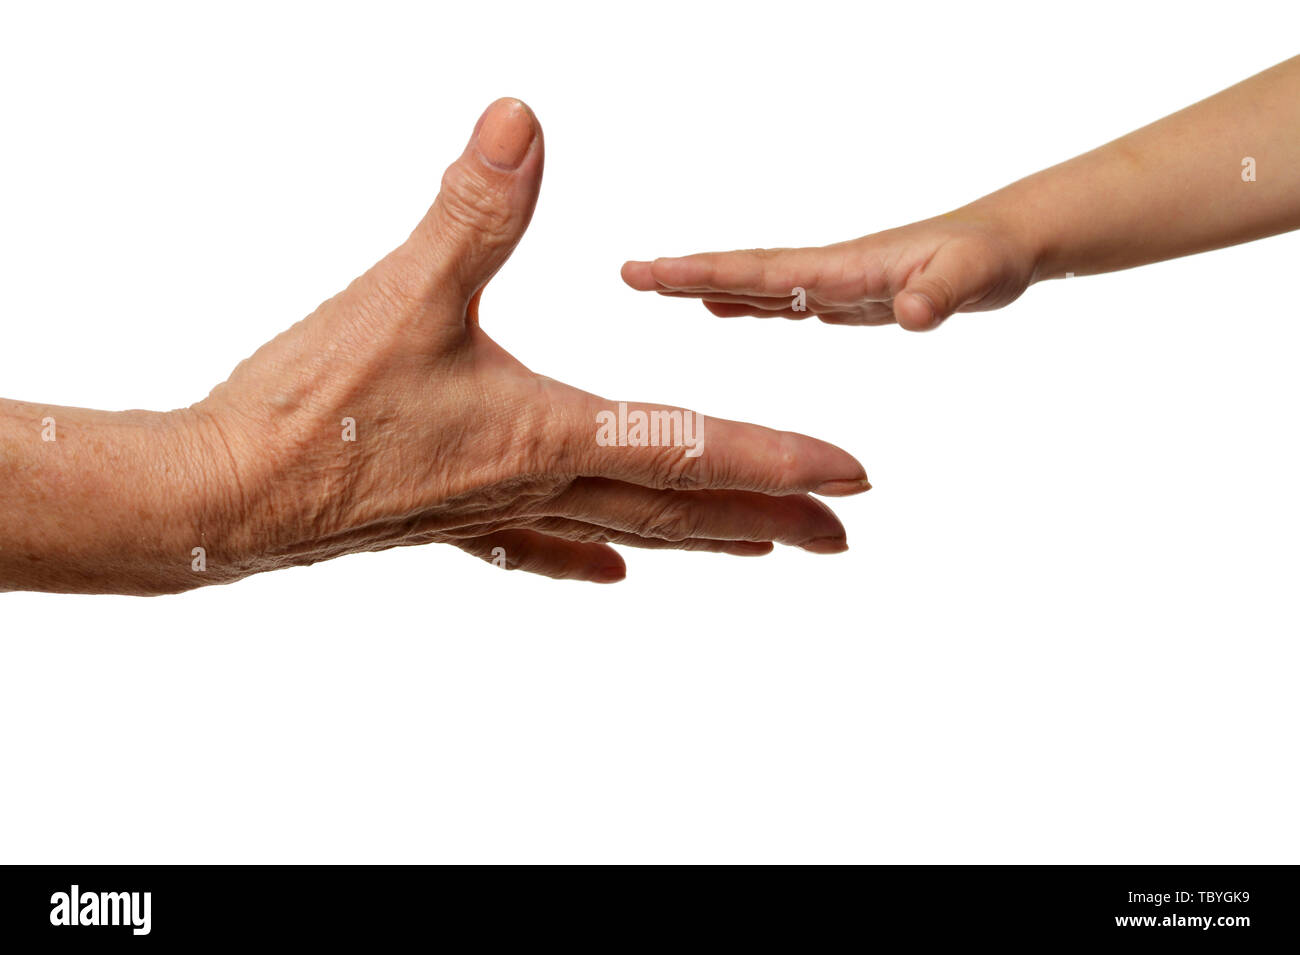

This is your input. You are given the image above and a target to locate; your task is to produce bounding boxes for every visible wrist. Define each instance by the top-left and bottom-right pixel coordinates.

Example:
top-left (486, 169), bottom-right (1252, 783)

top-left (164, 406), bottom-right (257, 589)
top-left (955, 179), bottom-right (1057, 285)
top-left (185, 379), bottom-right (367, 581)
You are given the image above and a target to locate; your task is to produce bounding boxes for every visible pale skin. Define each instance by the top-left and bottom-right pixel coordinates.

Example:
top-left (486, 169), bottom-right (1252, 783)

top-left (1, 100), bottom-right (870, 595)
top-left (11, 60), bottom-right (1296, 597)
top-left (623, 56), bottom-right (1300, 330)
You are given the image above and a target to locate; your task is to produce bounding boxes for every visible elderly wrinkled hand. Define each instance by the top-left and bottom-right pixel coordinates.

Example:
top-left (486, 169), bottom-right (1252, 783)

top-left (174, 99), bottom-right (870, 589)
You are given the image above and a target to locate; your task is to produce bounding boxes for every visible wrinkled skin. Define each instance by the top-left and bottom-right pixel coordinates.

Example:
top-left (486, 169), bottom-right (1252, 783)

top-left (189, 99), bottom-right (870, 586)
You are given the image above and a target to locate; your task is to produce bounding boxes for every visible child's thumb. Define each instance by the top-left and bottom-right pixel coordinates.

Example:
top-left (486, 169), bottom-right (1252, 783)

top-left (893, 243), bottom-right (988, 332)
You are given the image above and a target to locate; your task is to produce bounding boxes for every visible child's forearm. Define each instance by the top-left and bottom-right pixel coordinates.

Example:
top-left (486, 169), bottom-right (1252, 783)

top-left (971, 55), bottom-right (1300, 281)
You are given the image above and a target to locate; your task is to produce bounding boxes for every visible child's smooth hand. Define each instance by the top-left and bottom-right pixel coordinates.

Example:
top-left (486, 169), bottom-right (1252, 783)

top-left (622, 209), bottom-right (1040, 331)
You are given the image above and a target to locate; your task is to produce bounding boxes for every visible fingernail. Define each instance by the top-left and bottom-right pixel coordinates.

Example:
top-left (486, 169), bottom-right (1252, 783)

top-left (814, 478), bottom-right (872, 496)
top-left (593, 564), bottom-right (626, 583)
top-left (475, 98), bottom-right (535, 171)
top-left (802, 536), bottom-right (849, 555)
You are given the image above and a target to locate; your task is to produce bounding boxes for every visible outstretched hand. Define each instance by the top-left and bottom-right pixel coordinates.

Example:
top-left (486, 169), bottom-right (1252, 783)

top-left (190, 99), bottom-right (870, 587)
top-left (622, 210), bottom-right (1039, 331)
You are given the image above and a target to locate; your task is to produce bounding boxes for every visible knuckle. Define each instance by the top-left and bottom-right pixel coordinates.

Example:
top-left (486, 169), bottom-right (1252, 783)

top-left (658, 447), bottom-right (706, 490)
top-left (642, 500), bottom-right (694, 541)
top-left (438, 164), bottom-right (514, 240)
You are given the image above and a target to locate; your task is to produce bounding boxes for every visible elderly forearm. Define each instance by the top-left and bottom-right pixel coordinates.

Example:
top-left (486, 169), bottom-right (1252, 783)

top-left (0, 400), bottom-right (231, 595)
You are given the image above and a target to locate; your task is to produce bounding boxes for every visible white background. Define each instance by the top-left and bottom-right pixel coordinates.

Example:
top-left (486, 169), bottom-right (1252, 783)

top-left (1, 1), bottom-right (1297, 863)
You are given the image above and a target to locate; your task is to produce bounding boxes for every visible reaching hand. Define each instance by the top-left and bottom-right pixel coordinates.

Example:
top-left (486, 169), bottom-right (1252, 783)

top-left (622, 210), bottom-right (1039, 331)
top-left (188, 99), bottom-right (870, 587)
